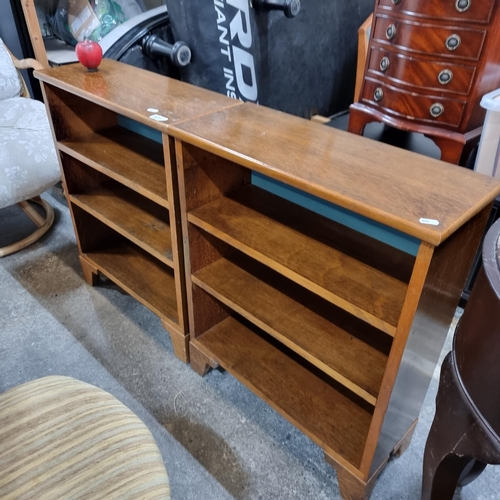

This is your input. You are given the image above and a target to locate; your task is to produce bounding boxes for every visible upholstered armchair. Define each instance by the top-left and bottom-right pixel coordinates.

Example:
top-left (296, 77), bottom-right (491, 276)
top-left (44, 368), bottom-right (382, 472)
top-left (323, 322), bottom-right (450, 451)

top-left (0, 38), bottom-right (60, 257)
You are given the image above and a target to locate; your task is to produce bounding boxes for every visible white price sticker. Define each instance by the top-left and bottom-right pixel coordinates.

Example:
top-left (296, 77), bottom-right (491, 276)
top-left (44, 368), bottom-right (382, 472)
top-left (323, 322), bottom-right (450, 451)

top-left (149, 114), bottom-right (168, 122)
top-left (419, 218), bottom-right (440, 226)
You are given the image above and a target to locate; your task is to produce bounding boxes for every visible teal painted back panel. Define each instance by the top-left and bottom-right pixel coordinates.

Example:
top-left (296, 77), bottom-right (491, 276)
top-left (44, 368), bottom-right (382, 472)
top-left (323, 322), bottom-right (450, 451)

top-left (118, 115), bottom-right (163, 144)
top-left (252, 173), bottom-right (419, 256)
top-left (118, 116), bottom-right (420, 256)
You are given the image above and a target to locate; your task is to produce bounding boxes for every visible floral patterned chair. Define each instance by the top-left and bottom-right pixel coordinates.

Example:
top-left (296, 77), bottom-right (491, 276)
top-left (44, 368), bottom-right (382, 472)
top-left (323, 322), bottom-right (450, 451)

top-left (0, 38), bottom-right (60, 257)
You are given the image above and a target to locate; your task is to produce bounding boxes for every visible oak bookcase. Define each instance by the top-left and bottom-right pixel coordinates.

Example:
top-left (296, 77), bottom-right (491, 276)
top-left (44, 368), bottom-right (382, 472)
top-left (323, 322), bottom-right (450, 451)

top-left (35, 60), bottom-right (500, 500)
top-left (34, 60), bottom-right (239, 363)
top-left (169, 102), bottom-right (500, 499)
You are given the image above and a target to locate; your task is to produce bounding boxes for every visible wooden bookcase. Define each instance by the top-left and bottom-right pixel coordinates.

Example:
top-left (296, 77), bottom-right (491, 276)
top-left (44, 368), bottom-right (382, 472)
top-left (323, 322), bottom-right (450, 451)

top-left (34, 59), bottom-right (240, 362)
top-left (34, 59), bottom-right (500, 500)
top-left (169, 102), bottom-right (500, 500)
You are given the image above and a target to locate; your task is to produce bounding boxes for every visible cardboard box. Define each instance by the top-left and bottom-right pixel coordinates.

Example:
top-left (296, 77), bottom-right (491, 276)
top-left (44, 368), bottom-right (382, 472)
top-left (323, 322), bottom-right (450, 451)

top-left (68, 0), bottom-right (100, 41)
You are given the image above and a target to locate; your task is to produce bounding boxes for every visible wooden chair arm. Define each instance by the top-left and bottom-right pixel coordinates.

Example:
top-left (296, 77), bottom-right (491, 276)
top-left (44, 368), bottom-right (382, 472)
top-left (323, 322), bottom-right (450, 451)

top-left (12, 56), bottom-right (44, 71)
top-left (4, 44), bottom-right (44, 71)
top-left (3, 44), bottom-right (42, 98)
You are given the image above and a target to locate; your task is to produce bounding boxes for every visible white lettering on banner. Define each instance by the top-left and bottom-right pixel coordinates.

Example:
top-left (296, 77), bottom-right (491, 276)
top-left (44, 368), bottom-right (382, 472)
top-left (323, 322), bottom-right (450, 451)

top-left (215, 4), bottom-right (226, 24)
top-left (227, 0), bottom-right (252, 49)
top-left (218, 24), bottom-right (229, 45)
top-left (224, 68), bottom-right (236, 92)
top-left (233, 46), bottom-right (258, 101)
top-left (221, 46), bottom-right (232, 62)
top-left (215, 5), bottom-right (229, 46)
top-left (213, 0), bottom-right (258, 102)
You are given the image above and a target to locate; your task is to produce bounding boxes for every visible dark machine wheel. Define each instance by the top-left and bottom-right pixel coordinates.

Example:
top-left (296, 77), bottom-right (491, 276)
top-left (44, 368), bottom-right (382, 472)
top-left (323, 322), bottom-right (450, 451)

top-left (103, 8), bottom-right (189, 78)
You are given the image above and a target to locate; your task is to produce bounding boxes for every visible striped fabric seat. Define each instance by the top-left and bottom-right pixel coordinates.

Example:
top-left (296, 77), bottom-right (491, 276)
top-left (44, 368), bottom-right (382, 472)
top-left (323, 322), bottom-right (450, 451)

top-left (0, 376), bottom-right (170, 500)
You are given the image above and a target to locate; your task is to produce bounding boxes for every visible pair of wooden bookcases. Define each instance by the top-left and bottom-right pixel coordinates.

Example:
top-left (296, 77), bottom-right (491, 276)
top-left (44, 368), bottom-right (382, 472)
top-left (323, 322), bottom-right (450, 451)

top-left (35, 60), bottom-right (500, 500)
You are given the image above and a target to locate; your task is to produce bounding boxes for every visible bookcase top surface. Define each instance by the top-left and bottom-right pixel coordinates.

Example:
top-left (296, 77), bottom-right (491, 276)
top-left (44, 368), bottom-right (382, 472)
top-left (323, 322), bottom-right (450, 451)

top-left (34, 59), bottom-right (240, 130)
top-left (171, 102), bottom-right (500, 245)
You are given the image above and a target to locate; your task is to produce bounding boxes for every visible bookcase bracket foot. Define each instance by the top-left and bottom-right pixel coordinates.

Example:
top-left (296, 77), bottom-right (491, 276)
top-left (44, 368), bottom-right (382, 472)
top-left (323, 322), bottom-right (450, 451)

top-left (79, 256), bottom-right (99, 286)
top-left (189, 341), bottom-right (219, 376)
top-left (162, 320), bottom-right (190, 363)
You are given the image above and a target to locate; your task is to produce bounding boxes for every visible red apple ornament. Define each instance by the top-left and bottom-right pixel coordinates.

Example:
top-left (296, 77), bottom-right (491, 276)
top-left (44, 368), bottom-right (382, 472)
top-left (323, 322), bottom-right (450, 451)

top-left (75, 40), bottom-right (103, 72)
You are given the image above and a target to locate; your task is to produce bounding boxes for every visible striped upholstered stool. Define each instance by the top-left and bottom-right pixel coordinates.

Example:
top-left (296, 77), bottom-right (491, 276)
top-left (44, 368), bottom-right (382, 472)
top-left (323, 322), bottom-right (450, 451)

top-left (0, 376), bottom-right (170, 499)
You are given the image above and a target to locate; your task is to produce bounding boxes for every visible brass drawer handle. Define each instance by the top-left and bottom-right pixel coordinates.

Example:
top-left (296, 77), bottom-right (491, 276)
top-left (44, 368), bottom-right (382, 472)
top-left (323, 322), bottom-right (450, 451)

top-left (386, 24), bottom-right (397, 40)
top-left (380, 56), bottom-right (390, 72)
top-left (455, 0), bottom-right (471, 12)
top-left (438, 69), bottom-right (453, 85)
top-left (430, 103), bottom-right (444, 118)
top-left (445, 34), bottom-right (461, 51)
top-left (374, 87), bottom-right (384, 102)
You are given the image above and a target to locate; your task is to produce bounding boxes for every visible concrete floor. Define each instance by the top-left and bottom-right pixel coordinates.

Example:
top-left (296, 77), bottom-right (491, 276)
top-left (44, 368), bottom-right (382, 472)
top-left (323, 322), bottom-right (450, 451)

top-left (1, 191), bottom-right (499, 500)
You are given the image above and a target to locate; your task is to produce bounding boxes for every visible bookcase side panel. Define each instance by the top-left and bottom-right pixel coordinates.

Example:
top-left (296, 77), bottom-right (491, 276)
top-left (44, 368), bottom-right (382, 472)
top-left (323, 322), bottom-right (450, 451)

top-left (164, 135), bottom-right (188, 336)
top-left (366, 203), bottom-right (492, 476)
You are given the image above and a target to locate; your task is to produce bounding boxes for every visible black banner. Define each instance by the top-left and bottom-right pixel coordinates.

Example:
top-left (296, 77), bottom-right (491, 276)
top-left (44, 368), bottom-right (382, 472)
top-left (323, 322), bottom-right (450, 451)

top-left (165, 0), bottom-right (375, 118)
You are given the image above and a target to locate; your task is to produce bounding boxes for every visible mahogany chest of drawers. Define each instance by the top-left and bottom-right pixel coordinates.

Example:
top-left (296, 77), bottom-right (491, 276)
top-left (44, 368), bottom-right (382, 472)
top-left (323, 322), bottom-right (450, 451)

top-left (349, 0), bottom-right (500, 165)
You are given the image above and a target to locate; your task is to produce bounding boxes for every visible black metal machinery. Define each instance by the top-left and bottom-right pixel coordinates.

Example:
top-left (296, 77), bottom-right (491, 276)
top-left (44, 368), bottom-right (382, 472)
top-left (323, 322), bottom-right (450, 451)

top-left (102, 7), bottom-right (191, 79)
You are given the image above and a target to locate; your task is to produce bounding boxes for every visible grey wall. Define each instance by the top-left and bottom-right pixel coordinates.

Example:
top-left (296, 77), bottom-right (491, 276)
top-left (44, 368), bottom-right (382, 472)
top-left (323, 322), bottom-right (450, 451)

top-left (0, 1), bottom-right (36, 97)
top-left (0, 1), bottom-right (24, 58)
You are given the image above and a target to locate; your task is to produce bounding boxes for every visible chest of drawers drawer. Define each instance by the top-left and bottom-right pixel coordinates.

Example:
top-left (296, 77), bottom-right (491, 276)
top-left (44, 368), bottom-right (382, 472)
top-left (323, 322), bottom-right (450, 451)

top-left (367, 47), bottom-right (476, 95)
top-left (377, 0), bottom-right (495, 23)
top-left (372, 15), bottom-right (487, 60)
top-left (362, 78), bottom-right (466, 127)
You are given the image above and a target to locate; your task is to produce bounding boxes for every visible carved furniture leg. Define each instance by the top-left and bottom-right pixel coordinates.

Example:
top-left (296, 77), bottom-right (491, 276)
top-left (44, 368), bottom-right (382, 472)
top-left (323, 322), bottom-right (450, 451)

top-left (422, 352), bottom-right (500, 500)
top-left (189, 341), bottom-right (218, 376)
top-left (458, 459), bottom-right (488, 487)
top-left (347, 106), bottom-right (372, 136)
top-left (425, 135), bottom-right (464, 165)
top-left (162, 320), bottom-right (189, 363)
top-left (79, 256), bottom-right (99, 286)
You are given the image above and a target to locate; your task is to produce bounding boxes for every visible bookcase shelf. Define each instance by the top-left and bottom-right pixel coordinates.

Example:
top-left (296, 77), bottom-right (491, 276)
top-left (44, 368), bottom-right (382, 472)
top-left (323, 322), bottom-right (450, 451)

top-left (85, 235), bottom-right (179, 326)
top-left (69, 186), bottom-right (173, 267)
top-left (192, 315), bottom-right (373, 468)
top-left (193, 253), bottom-right (388, 405)
top-left (188, 184), bottom-right (409, 336)
top-left (59, 126), bottom-right (169, 208)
